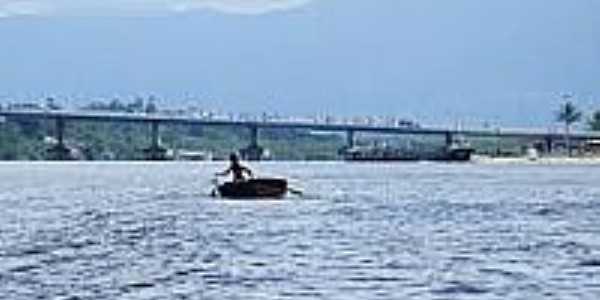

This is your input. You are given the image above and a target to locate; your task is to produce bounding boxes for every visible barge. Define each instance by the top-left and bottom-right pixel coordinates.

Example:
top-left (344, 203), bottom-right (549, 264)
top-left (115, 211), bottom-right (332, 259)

top-left (340, 142), bottom-right (474, 162)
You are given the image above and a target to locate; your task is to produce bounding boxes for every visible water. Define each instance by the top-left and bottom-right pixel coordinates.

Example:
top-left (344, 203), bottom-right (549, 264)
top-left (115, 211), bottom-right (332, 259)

top-left (1, 162), bottom-right (600, 300)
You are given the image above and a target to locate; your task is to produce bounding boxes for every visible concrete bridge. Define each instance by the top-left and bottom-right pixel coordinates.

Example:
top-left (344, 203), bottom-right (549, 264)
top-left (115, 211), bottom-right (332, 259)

top-left (2, 110), bottom-right (600, 160)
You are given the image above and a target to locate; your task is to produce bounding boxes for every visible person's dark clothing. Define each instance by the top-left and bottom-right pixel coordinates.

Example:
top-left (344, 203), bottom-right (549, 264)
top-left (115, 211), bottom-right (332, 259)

top-left (217, 160), bottom-right (253, 182)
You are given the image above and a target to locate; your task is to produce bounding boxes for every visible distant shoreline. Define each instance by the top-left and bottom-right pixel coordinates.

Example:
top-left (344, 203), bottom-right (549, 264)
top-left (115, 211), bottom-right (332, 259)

top-left (1, 157), bottom-right (600, 165)
top-left (472, 155), bottom-right (600, 165)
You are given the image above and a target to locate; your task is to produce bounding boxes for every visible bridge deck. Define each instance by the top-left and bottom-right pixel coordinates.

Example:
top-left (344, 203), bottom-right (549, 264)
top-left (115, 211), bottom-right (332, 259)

top-left (2, 110), bottom-right (600, 140)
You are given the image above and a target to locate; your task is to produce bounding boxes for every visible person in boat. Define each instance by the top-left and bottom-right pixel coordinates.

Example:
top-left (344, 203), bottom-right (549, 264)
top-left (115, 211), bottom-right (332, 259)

top-left (215, 153), bottom-right (254, 183)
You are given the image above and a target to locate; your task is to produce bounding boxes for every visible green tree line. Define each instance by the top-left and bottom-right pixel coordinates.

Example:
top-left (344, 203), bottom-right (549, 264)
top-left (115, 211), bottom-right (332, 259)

top-left (0, 119), bottom-right (344, 161)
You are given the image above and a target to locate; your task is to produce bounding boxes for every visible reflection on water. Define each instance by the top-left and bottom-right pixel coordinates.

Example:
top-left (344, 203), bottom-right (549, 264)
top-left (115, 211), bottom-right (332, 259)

top-left (1, 162), bottom-right (600, 299)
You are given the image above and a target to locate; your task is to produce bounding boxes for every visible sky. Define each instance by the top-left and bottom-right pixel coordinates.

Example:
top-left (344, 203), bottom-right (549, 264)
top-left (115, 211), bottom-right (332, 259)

top-left (1, 0), bottom-right (599, 126)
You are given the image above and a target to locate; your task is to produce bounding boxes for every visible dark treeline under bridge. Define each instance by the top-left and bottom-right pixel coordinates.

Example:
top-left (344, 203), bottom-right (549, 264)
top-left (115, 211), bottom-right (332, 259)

top-left (1, 110), bottom-right (600, 160)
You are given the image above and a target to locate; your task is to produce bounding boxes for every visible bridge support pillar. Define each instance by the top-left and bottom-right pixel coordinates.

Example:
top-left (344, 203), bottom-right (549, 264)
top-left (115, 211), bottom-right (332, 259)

top-left (347, 130), bottom-right (355, 148)
top-left (337, 130), bottom-right (357, 158)
top-left (240, 126), bottom-right (264, 161)
top-left (545, 136), bottom-right (553, 155)
top-left (47, 118), bottom-right (70, 160)
top-left (143, 121), bottom-right (167, 160)
top-left (445, 132), bottom-right (454, 148)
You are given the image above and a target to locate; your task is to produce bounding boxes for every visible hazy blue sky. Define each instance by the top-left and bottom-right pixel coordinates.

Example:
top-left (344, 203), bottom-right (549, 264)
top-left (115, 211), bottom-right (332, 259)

top-left (1, 0), bottom-right (599, 126)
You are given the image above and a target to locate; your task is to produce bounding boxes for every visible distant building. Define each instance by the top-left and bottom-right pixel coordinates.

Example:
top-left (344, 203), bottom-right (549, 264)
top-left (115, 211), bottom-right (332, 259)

top-left (169, 149), bottom-right (214, 161)
top-left (42, 136), bottom-right (87, 160)
top-left (584, 140), bottom-right (600, 156)
top-left (397, 119), bottom-right (420, 128)
top-left (45, 97), bottom-right (62, 110)
top-left (8, 102), bottom-right (43, 111)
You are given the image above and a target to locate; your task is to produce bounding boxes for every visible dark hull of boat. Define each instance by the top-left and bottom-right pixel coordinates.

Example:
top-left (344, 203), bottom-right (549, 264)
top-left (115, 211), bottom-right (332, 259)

top-left (218, 179), bottom-right (288, 199)
top-left (343, 148), bottom-right (474, 162)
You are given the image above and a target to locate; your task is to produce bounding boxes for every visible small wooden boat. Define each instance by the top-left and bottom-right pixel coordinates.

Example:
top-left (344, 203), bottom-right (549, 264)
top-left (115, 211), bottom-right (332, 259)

top-left (216, 178), bottom-right (288, 199)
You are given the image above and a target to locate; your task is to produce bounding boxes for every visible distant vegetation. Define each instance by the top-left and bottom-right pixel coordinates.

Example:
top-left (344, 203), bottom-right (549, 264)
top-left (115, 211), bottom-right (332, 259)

top-left (556, 99), bottom-right (583, 156)
top-left (0, 120), bottom-right (345, 161)
top-left (2, 96), bottom-right (600, 161)
top-left (0, 97), bottom-right (347, 161)
top-left (552, 98), bottom-right (600, 132)
top-left (0, 122), bottom-right (45, 160)
top-left (589, 110), bottom-right (600, 131)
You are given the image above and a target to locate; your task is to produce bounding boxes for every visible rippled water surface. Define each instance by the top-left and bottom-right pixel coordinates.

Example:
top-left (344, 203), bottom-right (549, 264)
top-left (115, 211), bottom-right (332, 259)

top-left (1, 162), bottom-right (600, 299)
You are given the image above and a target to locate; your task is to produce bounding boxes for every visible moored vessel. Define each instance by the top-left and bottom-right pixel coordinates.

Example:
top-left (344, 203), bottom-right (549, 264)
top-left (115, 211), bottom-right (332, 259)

top-left (341, 142), bottom-right (474, 162)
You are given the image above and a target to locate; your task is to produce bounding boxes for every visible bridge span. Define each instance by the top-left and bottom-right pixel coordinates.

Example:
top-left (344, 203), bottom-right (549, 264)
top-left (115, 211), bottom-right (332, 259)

top-left (2, 110), bottom-right (600, 160)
